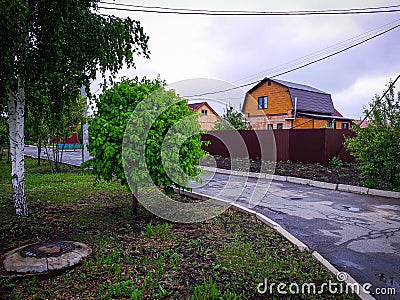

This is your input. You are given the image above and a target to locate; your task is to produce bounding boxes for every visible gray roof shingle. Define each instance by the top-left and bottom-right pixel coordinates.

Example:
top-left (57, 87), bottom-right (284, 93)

top-left (288, 88), bottom-right (335, 115)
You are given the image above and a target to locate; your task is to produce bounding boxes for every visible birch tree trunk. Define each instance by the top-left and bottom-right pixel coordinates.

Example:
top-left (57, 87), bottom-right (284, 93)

top-left (7, 87), bottom-right (28, 216)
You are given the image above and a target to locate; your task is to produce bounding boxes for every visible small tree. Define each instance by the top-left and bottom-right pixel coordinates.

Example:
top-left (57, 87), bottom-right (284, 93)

top-left (0, 0), bottom-right (149, 216)
top-left (345, 80), bottom-right (400, 190)
top-left (87, 77), bottom-right (206, 213)
top-left (213, 106), bottom-right (249, 130)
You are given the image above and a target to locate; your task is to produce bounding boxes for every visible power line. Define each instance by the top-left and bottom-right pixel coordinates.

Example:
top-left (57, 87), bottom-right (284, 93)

top-left (182, 22), bottom-right (400, 98)
top-left (332, 73), bottom-right (400, 157)
top-left (98, 2), bottom-right (400, 16)
top-left (229, 19), bottom-right (400, 86)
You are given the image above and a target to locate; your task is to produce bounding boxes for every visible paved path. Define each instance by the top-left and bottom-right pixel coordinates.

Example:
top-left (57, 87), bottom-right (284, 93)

top-left (24, 145), bottom-right (92, 166)
top-left (24, 146), bottom-right (399, 299)
top-left (193, 172), bottom-right (400, 299)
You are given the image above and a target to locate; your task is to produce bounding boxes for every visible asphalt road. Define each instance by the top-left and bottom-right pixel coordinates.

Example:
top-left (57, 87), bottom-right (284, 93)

top-left (23, 145), bottom-right (400, 299)
top-left (24, 145), bottom-right (92, 166)
top-left (193, 172), bottom-right (400, 300)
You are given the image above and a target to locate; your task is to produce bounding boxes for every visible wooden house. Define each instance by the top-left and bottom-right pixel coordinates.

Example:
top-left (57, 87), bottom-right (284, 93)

top-left (242, 78), bottom-right (352, 130)
top-left (188, 102), bottom-right (220, 131)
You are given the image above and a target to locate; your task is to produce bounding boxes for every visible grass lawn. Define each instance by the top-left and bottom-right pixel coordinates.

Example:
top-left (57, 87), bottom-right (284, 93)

top-left (0, 156), bottom-right (356, 299)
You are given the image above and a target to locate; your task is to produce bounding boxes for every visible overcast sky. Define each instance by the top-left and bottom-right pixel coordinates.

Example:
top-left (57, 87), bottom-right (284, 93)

top-left (95, 0), bottom-right (400, 119)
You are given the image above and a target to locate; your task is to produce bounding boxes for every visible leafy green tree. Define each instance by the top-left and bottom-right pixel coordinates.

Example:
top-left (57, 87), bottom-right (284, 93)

top-left (0, 0), bottom-right (149, 216)
top-left (26, 93), bottom-right (85, 170)
top-left (213, 106), bottom-right (249, 130)
top-left (346, 80), bottom-right (400, 191)
top-left (87, 77), bottom-right (206, 214)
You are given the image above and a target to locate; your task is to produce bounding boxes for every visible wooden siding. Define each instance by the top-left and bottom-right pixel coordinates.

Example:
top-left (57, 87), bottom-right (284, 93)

top-left (244, 81), bottom-right (293, 116)
top-left (195, 103), bottom-right (220, 131)
top-left (293, 118), bottom-right (313, 129)
top-left (243, 80), bottom-right (351, 130)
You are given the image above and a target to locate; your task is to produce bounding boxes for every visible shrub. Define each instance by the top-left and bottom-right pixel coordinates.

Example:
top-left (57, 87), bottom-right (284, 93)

top-left (345, 80), bottom-right (400, 190)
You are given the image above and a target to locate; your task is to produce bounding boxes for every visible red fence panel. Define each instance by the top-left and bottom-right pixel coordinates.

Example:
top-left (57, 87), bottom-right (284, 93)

top-left (201, 129), bottom-right (355, 166)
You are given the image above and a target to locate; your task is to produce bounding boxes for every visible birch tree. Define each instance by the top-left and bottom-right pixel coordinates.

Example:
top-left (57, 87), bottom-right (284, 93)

top-left (0, 0), bottom-right (149, 216)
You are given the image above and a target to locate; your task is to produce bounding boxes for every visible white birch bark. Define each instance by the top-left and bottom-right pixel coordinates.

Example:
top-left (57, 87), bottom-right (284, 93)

top-left (7, 86), bottom-right (28, 216)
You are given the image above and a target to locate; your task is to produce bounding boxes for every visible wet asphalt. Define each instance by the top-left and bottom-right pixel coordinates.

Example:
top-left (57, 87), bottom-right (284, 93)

top-left (192, 172), bottom-right (400, 300)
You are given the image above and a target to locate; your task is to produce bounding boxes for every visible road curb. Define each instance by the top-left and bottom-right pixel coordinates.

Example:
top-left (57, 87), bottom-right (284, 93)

top-left (312, 251), bottom-right (375, 300)
top-left (201, 166), bottom-right (400, 199)
top-left (177, 189), bottom-right (371, 298)
top-left (180, 189), bottom-right (311, 253)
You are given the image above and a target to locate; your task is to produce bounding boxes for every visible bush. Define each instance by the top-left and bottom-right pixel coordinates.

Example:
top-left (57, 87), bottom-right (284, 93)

top-left (345, 80), bottom-right (400, 191)
top-left (87, 77), bottom-right (207, 206)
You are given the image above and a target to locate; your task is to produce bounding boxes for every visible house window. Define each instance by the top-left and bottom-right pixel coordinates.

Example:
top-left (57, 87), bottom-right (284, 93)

top-left (277, 123), bottom-right (283, 130)
top-left (258, 96), bottom-right (268, 109)
top-left (342, 122), bottom-right (349, 129)
top-left (327, 120), bottom-right (333, 128)
top-left (267, 124), bottom-right (273, 130)
top-left (201, 109), bottom-right (207, 116)
top-left (267, 80), bottom-right (272, 86)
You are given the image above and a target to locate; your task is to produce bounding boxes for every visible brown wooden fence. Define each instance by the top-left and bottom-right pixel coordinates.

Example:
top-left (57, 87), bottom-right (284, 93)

top-left (201, 129), bottom-right (355, 166)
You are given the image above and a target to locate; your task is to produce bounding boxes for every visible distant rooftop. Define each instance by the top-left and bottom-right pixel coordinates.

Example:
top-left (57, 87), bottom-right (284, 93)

top-left (188, 102), bottom-right (207, 111)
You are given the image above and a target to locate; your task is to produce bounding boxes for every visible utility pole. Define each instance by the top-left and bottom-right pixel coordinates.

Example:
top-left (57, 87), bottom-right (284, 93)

top-left (80, 85), bottom-right (90, 163)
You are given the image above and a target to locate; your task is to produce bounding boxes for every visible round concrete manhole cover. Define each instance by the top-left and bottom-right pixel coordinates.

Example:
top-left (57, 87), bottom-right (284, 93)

top-left (19, 241), bottom-right (75, 258)
top-left (3, 241), bottom-right (91, 274)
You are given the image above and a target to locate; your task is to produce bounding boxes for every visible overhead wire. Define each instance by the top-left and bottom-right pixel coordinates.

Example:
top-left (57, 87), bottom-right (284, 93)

top-left (332, 73), bottom-right (400, 157)
top-left (182, 22), bottom-right (400, 98)
top-left (96, 3), bottom-right (400, 99)
top-left (98, 2), bottom-right (400, 16)
top-left (229, 18), bottom-right (400, 86)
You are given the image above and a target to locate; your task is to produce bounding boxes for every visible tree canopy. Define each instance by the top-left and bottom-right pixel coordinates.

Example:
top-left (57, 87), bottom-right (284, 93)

top-left (213, 106), bottom-right (249, 130)
top-left (87, 77), bottom-right (206, 213)
top-left (0, 0), bottom-right (150, 216)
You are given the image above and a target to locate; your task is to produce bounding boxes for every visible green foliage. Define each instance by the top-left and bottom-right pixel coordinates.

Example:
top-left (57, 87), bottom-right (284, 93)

top-left (141, 221), bottom-right (172, 237)
top-left (0, 0), bottom-right (149, 100)
top-left (346, 80), bottom-right (400, 190)
top-left (25, 94), bottom-right (86, 169)
top-left (97, 280), bottom-right (144, 300)
top-left (328, 156), bottom-right (343, 169)
top-left (213, 106), bottom-right (249, 131)
top-left (0, 0), bottom-right (150, 215)
top-left (88, 77), bottom-right (207, 191)
top-left (190, 277), bottom-right (241, 300)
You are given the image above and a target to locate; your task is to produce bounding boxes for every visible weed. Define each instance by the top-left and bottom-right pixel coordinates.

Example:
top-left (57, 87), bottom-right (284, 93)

top-left (97, 280), bottom-right (143, 299)
top-left (328, 156), bottom-right (343, 169)
top-left (141, 221), bottom-right (172, 237)
top-left (189, 277), bottom-right (241, 300)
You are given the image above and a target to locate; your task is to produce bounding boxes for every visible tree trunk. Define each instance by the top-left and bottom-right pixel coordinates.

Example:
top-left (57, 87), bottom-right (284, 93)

top-left (131, 182), bottom-right (138, 215)
top-left (37, 139), bottom-right (41, 166)
top-left (7, 88), bottom-right (28, 216)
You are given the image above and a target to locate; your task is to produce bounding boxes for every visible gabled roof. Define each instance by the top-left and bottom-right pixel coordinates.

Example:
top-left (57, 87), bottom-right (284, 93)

top-left (188, 102), bottom-right (206, 111)
top-left (332, 109), bottom-right (343, 117)
top-left (353, 119), bottom-right (371, 128)
top-left (188, 102), bottom-right (220, 116)
top-left (247, 78), bottom-right (335, 115)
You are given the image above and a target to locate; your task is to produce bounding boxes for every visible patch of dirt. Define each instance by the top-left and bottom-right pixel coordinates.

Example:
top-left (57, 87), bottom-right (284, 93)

top-left (210, 156), bottom-right (363, 186)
